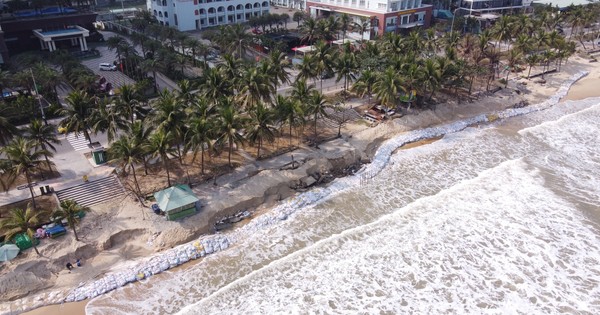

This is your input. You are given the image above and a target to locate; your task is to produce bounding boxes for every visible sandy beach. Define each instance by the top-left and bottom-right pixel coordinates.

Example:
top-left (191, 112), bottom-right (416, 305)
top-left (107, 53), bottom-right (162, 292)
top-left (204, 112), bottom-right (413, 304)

top-left (5, 54), bottom-right (600, 315)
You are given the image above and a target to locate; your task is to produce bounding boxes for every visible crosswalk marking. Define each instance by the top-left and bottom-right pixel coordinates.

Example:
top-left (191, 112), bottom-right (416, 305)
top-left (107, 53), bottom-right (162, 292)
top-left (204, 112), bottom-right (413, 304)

top-left (65, 132), bottom-right (90, 151)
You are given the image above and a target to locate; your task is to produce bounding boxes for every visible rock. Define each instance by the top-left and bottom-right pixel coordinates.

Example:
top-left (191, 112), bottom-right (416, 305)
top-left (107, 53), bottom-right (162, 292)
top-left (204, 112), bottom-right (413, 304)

top-left (300, 176), bottom-right (317, 187)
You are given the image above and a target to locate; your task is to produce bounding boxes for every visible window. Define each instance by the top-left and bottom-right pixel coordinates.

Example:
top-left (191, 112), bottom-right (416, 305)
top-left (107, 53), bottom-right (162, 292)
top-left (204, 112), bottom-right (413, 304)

top-left (208, 8), bottom-right (215, 13)
top-left (236, 4), bottom-right (243, 9)
top-left (174, 14), bottom-right (178, 25)
top-left (218, 16), bottom-right (224, 23)
top-left (377, 3), bottom-right (386, 9)
top-left (195, 9), bottom-right (198, 15)
top-left (194, 0), bottom-right (198, 4)
top-left (164, 11), bottom-right (168, 18)
top-left (200, 8), bottom-right (206, 14)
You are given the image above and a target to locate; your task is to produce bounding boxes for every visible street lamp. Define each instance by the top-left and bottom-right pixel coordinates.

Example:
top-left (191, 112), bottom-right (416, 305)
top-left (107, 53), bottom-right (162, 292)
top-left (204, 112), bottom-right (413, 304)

top-left (30, 69), bottom-right (47, 126)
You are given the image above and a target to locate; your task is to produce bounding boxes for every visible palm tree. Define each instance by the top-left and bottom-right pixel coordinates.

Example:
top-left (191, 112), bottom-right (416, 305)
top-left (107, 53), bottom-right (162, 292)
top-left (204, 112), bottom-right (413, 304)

top-left (338, 13), bottom-right (351, 41)
top-left (237, 65), bottom-right (274, 109)
top-left (421, 59), bottom-right (442, 101)
top-left (313, 41), bottom-right (336, 92)
top-left (129, 120), bottom-right (154, 175)
top-left (525, 53), bottom-right (540, 79)
top-left (351, 68), bottom-right (377, 105)
top-left (185, 114), bottom-right (213, 174)
top-left (273, 95), bottom-right (304, 146)
top-left (305, 91), bottom-right (330, 145)
top-left (300, 17), bottom-right (319, 44)
top-left (140, 59), bottom-right (160, 93)
top-left (1, 137), bottom-right (50, 209)
top-left (216, 99), bottom-right (246, 167)
top-left (151, 90), bottom-right (187, 161)
top-left (246, 102), bottom-right (277, 158)
top-left (296, 53), bottom-right (318, 84)
top-left (352, 17), bottom-right (371, 42)
top-left (266, 50), bottom-right (291, 91)
top-left (23, 119), bottom-right (60, 170)
top-left (493, 15), bottom-right (514, 53)
top-left (59, 90), bottom-right (95, 143)
top-left (0, 206), bottom-right (43, 255)
top-left (334, 51), bottom-right (358, 96)
top-left (373, 67), bottom-right (403, 112)
top-left (199, 66), bottom-right (233, 102)
top-left (52, 200), bottom-right (89, 241)
top-left (108, 135), bottom-right (144, 195)
top-left (116, 84), bottom-right (146, 123)
top-left (505, 49), bottom-right (523, 87)
top-left (290, 78), bottom-right (315, 103)
top-left (107, 36), bottom-right (127, 61)
top-left (90, 98), bottom-right (128, 144)
top-left (147, 130), bottom-right (176, 187)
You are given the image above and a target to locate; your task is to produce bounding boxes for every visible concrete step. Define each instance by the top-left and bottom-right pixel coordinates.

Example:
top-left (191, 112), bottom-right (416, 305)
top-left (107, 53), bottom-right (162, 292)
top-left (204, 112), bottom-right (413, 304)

top-left (56, 176), bottom-right (125, 207)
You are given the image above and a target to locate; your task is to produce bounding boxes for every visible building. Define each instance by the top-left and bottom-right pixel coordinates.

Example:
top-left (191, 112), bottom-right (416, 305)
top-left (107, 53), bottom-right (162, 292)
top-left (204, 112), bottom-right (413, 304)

top-left (305, 0), bottom-right (433, 40)
top-left (147, 0), bottom-right (270, 31)
top-left (457, 0), bottom-right (533, 15)
top-left (0, 6), bottom-right (97, 63)
top-left (270, 0), bottom-right (305, 10)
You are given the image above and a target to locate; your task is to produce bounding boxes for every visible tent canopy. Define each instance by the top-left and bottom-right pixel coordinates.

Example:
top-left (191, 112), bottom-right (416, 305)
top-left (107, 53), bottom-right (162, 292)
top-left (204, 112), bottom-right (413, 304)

top-left (154, 185), bottom-right (199, 213)
top-left (0, 244), bottom-right (20, 262)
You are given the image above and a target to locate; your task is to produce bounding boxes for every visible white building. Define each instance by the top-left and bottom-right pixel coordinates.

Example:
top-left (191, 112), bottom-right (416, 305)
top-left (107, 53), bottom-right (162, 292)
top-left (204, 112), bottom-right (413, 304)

top-left (147, 0), bottom-right (271, 31)
top-left (458, 0), bottom-right (533, 15)
top-left (270, 0), bottom-right (305, 10)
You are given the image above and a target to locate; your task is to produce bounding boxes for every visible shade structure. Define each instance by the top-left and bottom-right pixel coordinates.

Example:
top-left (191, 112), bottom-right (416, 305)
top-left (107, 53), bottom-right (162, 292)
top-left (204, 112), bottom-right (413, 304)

top-left (0, 244), bottom-right (20, 262)
top-left (153, 185), bottom-right (200, 221)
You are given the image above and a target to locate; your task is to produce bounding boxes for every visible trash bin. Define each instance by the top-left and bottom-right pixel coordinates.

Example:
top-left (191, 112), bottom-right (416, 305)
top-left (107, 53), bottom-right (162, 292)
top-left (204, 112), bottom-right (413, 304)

top-left (92, 147), bottom-right (107, 165)
top-left (40, 186), bottom-right (46, 195)
top-left (45, 185), bottom-right (51, 193)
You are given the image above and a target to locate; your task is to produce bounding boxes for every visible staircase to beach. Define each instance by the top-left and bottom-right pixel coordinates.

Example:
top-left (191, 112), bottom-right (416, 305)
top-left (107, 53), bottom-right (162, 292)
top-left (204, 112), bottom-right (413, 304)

top-left (56, 176), bottom-right (125, 207)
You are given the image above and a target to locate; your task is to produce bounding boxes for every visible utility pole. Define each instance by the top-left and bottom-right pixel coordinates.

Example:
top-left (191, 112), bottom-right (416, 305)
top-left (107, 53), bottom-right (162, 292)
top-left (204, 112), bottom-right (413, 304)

top-left (30, 69), bottom-right (47, 126)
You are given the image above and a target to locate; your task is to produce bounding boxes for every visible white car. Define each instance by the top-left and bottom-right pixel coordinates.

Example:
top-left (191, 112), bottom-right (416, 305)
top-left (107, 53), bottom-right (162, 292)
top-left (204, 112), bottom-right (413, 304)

top-left (99, 63), bottom-right (117, 71)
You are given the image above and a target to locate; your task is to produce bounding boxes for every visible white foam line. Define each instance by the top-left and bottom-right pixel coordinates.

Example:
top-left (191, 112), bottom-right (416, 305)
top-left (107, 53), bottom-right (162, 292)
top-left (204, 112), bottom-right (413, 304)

top-left (8, 72), bottom-right (587, 314)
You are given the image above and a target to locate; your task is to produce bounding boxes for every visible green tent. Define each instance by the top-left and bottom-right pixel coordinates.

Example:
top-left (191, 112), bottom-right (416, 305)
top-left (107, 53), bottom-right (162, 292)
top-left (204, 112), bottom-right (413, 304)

top-left (153, 185), bottom-right (200, 221)
top-left (14, 233), bottom-right (38, 250)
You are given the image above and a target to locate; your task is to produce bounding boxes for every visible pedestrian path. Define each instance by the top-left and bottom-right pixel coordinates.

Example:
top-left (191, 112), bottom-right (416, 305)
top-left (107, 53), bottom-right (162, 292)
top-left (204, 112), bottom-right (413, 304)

top-left (66, 132), bottom-right (90, 151)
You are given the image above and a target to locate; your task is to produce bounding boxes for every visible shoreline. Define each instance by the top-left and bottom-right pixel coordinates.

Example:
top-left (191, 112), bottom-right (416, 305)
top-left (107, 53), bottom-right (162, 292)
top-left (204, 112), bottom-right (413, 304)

top-left (9, 59), bottom-right (600, 315)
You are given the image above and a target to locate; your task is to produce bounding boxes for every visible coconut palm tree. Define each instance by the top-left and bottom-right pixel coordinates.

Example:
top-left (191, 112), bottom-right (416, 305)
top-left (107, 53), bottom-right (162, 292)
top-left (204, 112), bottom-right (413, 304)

top-left (147, 130), bottom-right (177, 187)
top-left (108, 135), bottom-right (144, 195)
top-left (353, 17), bottom-right (371, 42)
top-left (313, 41), bottom-right (336, 93)
top-left (300, 17), bottom-right (319, 44)
top-left (421, 59), bottom-right (442, 101)
top-left (273, 95), bottom-right (304, 146)
top-left (373, 67), bottom-right (403, 112)
top-left (0, 206), bottom-right (43, 255)
top-left (525, 53), bottom-right (540, 79)
top-left (59, 90), bottom-right (95, 143)
top-left (266, 50), bottom-right (291, 91)
top-left (238, 65), bottom-right (274, 109)
top-left (296, 53), bottom-right (318, 84)
top-left (246, 102), bottom-right (277, 158)
top-left (140, 59), bottom-right (160, 93)
top-left (338, 13), bottom-right (351, 41)
top-left (115, 84), bottom-right (146, 123)
top-left (493, 15), bottom-right (514, 53)
top-left (23, 119), bottom-right (59, 170)
top-left (305, 91), bottom-right (330, 145)
top-left (185, 114), bottom-right (213, 174)
top-left (90, 98), bottom-right (129, 144)
top-left (129, 120), bottom-right (154, 175)
top-left (216, 99), bottom-right (247, 167)
top-left (1, 137), bottom-right (50, 209)
top-left (290, 78), bottom-right (315, 103)
top-left (505, 49), bottom-right (523, 87)
top-left (199, 66), bottom-right (233, 102)
top-left (151, 90), bottom-right (187, 159)
top-left (52, 200), bottom-right (89, 241)
top-left (334, 51), bottom-right (358, 96)
top-left (351, 68), bottom-right (377, 105)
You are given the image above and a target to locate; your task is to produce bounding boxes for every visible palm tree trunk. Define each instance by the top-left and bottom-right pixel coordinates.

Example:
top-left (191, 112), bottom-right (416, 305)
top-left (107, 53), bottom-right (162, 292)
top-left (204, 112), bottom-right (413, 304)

top-left (163, 155), bottom-right (171, 186)
top-left (83, 129), bottom-right (92, 144)
top-left (71, 221), bottom-right (80, 241)
top-left (257, 137), bottom-right (262, 158)
top-left (228, 139), bottom-right (233, 167)
top-left (527, 65), bottom-right (533, 79)
top-left (289, 122), bottom-right (293, 146)
top-left (201, 147), bottom-right (205, 174)
top-left (25, 170), bottom-right (37, 209)
top-left (131, 164), bottom-right (142, 196)
top-left (313, 114), bottom-right (318, 145)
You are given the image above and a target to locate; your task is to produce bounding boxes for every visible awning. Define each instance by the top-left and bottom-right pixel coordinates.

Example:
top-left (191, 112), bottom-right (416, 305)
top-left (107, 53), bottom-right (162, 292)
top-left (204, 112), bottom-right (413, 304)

top-left (399, 21), bottom-right (424, 29)
top-left (333, 9), bottom-right (373, 18)
top-left (292, 45), bottom-right (316, 54)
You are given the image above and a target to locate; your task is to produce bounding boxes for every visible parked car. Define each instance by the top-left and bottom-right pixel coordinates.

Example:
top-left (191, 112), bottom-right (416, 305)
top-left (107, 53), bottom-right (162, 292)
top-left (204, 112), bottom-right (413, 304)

top-left (99, 63), bottom-right (117, 71)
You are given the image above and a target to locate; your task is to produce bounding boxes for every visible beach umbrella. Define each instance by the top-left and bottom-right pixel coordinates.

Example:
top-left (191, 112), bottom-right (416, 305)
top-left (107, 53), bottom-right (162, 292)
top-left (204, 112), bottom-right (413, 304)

top-left (0, 244), bottom-right (20, 262)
